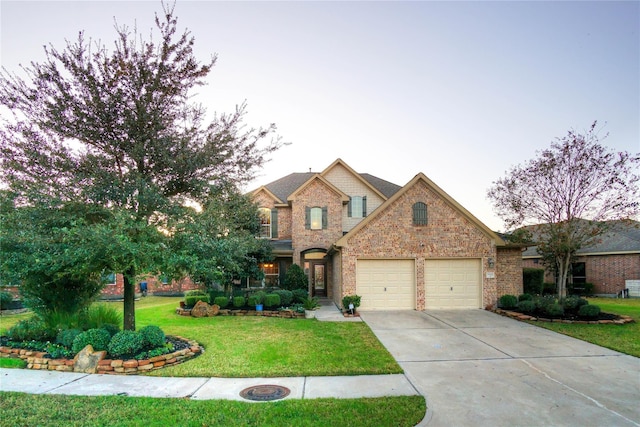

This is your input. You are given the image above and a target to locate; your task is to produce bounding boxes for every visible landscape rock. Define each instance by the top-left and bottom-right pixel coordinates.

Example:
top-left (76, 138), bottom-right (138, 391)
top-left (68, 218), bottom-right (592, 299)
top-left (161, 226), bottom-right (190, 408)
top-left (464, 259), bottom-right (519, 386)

top-left (191, 300), bottom-right (211, 317)
top-left (73, 345), bottom-right (107, 374)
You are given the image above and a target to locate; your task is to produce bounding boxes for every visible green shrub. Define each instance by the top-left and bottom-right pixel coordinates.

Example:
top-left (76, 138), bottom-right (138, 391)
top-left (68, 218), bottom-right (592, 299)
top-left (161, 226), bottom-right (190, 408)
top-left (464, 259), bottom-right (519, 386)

top-left (0, 291), bottom-right (13, 310)
top-left (232, 296), bottom-right (246, 308)
top-left (40, 309), bottom-right (81, 331)
top-left (562, 296), bottom-right (588, 313)
top-left (498, 294), bottom-right (518, 309)
top-left (342, 295), bottom-right (362, 310)
top-left (108, 330), bottom-right (145, 358)
top-left (545, 303), bottom-right (564, 318)
top-left (185, 289), bottom-right (207, 297)
top-left (292, 289), bottom-right (308, 303)
top-left (578, 304), bottom-right (601, 319)
top-left (264, 293), bottom-right (281, 309)
top-left (518, 293), bottom-right (533, 302)
top-left (248, 291), bottom-right (266, 307)
top-left (516, 300), bottom-right (536, 313)
top-left (139, 325), bottom-right (165, 349)
top-left (83, 304), bottom-right (122, 330)
top-left (101, 323), bottom-right (120, 338)
top-left (523, 268), bottom-right (544, 295)
top-left (184, 295), bottom-right (209, 307)
top-left (56, 328), bottom-right (82, 348)
top-left (213, 296), bottom-right (229, 308)
top-left (6, 317), bottom-right (55, 342)
top-left (72, 328), bottom-right (111, 353)
top-left (533, 295), bottom-right (556, 311)
top-left (282, 264), bottom-right (308, 291)
top-left (274, 290), bottom-right (293, 306)
top-left (542, 282), bottom-right (556, 295)
top-left (303, 297), bottom-right (320, 310)
top-left (46, 343), bottom-right (74, 359)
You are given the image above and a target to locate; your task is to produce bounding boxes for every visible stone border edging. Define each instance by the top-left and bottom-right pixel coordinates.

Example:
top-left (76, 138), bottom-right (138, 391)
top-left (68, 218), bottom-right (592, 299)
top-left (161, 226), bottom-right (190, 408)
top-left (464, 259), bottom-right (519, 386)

top-left (176, 307), bottom-right (305, 318)
top-left (0, 335), bottom-right (203, 375)
top-left (493, 308), bottom-right (635, 324)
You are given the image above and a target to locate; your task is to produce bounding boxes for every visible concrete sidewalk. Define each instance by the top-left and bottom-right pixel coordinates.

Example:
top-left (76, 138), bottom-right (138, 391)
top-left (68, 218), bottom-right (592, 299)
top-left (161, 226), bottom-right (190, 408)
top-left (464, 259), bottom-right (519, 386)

top-left (0, 368), bottom-right (418, 401)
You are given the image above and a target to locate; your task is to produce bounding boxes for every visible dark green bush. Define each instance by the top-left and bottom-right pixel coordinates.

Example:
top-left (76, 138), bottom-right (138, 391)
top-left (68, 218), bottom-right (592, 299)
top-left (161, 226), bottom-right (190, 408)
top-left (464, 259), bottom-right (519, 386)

top-left (342, 295), bottom-right (362, 309)
top-left (0, 291), bottom-right (13, 310)
top-left (72, 328), bottom-right (111, 353)
top-left (282, 264), bottom-right (308, 291)
top-left (562, 296), bottom-right (588, 313)
top-left (213, 296), bottom-right (229, 308)
top-left (568, 283), bottom-right (594, 296)
top-left (56, 328), bottom-right (82, 348)
top-left (46, 343), bottom-right (74, 359)
top-left (542, 283), bottom-right (556, 295)
top-left (523, 268), bottom-right (545, 295)
top-left (232, 296), bottom-right (246, 308)
top-left (248, 291), bottom-right (266, 307)
top-left (264, 293), bottom-right (281, 309)
top-left (516, 300), bottom-right (536, 313)
top-left (184, 295), bottom-right (209, 307)
top-left (139, 325), bottom-right (165, 349)
top-left (274, 290), bottom-right (293, 306)
top-left (101, 323), bottom-right (120, 338)
top-left (6, 317), bottom-right (55, 342)
top-left (498, 294), bottom-right (518, 309)
top-left (545, 303), bottom-right (564, 318)
top-left (533, 295), bottom-right (556, 311)
top-left (292, 289), bottom-right (308, 303)
top-left (185, 289), bottom-right (208, 297)
top-left (518, 293), bottom-right (533, 302)
top-left (108, 330), bottom-right (145, 358)
top-left (578, 304), bottom-right (601, 319)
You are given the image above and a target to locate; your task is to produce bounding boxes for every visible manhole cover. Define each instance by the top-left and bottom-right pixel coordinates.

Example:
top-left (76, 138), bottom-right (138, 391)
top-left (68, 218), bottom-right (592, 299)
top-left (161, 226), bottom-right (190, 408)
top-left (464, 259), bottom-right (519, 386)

top-left (240, 384), bottom-right (291, 401)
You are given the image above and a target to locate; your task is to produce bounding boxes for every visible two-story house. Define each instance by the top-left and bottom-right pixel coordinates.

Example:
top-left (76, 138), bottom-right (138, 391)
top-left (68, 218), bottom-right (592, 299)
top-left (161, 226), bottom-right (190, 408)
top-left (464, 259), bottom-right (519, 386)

top-left (251, 159), bottom-right (522, 310)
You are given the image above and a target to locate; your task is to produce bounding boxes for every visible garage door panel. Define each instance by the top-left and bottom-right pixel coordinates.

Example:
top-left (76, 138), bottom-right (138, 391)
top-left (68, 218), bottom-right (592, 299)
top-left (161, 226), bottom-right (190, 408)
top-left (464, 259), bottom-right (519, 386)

top-left (356, 260), bottom-right (415, 310)
top-left (425, 259), bottom-right (481, 309)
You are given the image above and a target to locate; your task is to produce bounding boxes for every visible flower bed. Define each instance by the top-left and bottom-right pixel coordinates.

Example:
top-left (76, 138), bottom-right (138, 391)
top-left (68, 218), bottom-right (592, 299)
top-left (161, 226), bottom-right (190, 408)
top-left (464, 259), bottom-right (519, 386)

top-left (0, 335), bottom-right (203, 375)
top-left (494, 308), bottom-right (634, 324)
top-left (176, 307), bottom-right (304, 319)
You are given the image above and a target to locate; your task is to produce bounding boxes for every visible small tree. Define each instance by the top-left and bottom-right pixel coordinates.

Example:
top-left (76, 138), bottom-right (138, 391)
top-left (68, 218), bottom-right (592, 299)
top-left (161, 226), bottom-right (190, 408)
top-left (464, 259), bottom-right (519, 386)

top-left (282, 264), bottom-right (308, 291)
top-left (488, 122), bottom-right (639, 298)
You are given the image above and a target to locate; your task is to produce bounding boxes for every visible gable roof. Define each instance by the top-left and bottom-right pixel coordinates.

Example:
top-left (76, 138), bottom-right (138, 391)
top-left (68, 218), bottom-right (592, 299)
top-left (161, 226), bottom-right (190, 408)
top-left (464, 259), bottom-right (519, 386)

top-left (336, 173), bottom-right (507, 247)
top-left (249, 159), bottom-right (402, 203)
top-left (287, 174), bottom-right (350, 203)
top-left (522, 220), bottom-right (640, 257)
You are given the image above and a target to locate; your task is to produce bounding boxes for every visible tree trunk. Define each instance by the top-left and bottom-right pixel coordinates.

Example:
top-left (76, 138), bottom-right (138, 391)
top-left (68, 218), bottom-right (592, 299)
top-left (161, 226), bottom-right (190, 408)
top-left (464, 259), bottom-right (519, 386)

top-left (556, 255), bottom-right (570, 299)
top-left (123, 271), bottom-right (136, 331)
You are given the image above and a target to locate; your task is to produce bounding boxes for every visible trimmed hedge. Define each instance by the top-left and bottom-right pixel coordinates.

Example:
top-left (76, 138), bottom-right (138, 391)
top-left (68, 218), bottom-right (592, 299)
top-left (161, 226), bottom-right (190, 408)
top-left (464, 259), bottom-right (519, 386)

top-left (578, 304), bottom-right (601, 319)
top-left (232, 296), bottom-right (246, 308)
top-left (523, 268), bottom-right (544, 295)
top-left (108, 330), bottom-right (146, 358)
top-left (72, 328), bottom-right (111, 353)
top-left (213, 296), bottom-right (229, 308)
top-left (498, 294), bottom-right (518, 309)
top-left (185, 295), bottom-right (209, 307)
top-left (264, 293), bottom-right (281, 309)
top-left (139, 325), bottom-right (165, 349)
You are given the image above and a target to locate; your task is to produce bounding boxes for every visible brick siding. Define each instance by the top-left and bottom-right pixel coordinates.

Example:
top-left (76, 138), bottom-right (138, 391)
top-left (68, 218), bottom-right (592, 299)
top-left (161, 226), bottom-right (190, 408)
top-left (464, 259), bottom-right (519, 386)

top-left (496, 247), bottom-right (524, 298)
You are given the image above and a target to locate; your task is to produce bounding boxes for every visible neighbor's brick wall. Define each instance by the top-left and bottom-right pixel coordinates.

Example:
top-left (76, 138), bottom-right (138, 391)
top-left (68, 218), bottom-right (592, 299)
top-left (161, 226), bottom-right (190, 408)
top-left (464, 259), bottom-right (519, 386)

top-left (523, 254), bottom-right (639, 294)
top-left (339, 180), bottom-right (498, 310)
top-left (291, 179), bottom-right (345, 264)
top-left (496, 247), bottom-right (523, 299)
top-left (100, 275), bottom-right (202, 299)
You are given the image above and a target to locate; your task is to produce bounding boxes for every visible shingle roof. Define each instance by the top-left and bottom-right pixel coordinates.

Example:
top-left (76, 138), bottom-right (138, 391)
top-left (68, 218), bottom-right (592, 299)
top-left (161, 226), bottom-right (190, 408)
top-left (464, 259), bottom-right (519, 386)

top-left (522, 220), bottom-right (640, 256)
top-left (255, 170), bottom-right (401, 202)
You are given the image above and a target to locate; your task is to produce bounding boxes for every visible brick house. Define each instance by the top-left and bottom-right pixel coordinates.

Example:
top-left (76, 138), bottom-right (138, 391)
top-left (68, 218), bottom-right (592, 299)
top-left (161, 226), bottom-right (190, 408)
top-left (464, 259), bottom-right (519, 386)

top-left (522, 220), bottom-right (640, 296)
top-left (251, 159), bottom-right (522, 310)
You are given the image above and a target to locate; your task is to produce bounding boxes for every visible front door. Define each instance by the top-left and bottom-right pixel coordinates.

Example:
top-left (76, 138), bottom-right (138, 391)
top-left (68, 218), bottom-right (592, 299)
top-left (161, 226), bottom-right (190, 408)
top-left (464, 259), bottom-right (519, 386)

top-left (312, 263), bottom-right (326, 297)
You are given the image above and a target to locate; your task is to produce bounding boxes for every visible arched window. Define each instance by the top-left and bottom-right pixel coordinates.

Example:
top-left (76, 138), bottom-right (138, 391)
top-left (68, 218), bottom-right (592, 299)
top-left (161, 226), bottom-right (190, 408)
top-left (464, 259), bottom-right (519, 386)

top-left (412, 202), bottom-right (428, 226)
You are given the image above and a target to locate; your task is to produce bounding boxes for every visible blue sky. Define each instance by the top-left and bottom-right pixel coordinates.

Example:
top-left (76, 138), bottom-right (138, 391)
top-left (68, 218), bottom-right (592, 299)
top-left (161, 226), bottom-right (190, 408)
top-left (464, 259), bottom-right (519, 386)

top-left (2, 1), bottom-right (638, 231)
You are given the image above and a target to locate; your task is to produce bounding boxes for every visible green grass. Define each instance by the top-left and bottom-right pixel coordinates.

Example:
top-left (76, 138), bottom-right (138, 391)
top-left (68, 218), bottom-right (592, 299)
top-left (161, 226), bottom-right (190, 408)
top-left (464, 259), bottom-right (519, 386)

top-left (0, 358), bottom-right (26, 368)
top-left (528, 297), bottom-right (640, 357)
top-left (0, 392), bottom-right (426, 427)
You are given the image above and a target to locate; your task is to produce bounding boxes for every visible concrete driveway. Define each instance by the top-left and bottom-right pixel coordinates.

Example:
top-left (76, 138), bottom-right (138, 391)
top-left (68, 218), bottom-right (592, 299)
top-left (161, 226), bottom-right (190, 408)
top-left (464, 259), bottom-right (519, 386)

top-left (360, 310), bottom-right (640, 427)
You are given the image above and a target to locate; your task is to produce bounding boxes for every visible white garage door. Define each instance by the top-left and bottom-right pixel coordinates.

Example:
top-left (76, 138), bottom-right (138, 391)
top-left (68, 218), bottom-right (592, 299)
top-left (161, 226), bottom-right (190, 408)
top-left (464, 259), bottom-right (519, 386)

top-left (356, 259), bottom-right (415, 310)
top-left (425, 259), bottom-right (481, 309)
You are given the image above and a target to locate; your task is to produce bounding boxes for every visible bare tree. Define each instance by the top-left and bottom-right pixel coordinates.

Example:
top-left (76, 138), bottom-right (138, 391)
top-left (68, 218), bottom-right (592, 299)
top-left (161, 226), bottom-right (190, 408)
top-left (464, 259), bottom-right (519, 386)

top-left (488, 122), bottom-right (639, 298)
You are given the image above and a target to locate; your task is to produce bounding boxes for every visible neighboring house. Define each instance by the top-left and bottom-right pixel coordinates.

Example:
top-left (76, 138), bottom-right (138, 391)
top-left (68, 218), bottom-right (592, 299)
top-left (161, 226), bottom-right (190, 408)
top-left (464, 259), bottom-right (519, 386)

top-left (522, 220), bottom-right (640, 296)
top-left (251, 159), bottom-right (522, 310)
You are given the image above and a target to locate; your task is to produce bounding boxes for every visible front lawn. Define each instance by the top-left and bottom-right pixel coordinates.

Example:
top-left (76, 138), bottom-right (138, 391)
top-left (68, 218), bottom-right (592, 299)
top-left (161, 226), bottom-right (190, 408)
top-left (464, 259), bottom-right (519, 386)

top-left (528, 297), bottom-right (640, 357)
top-left (0, 392), bottom-right (426, 427)
top-left (1, 296), bottom-right (402, 377)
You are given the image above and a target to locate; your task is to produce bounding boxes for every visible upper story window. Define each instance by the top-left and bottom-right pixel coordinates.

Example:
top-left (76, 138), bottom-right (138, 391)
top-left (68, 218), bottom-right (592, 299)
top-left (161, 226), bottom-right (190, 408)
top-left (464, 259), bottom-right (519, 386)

top-left (258, 207), bottom-right (278, 238)
top-left (306, 206), bottom-right (328, 230)
top-left (412, 202), bottom-right (428, 226)
top-left (348, 196), bottom-right (367, 218)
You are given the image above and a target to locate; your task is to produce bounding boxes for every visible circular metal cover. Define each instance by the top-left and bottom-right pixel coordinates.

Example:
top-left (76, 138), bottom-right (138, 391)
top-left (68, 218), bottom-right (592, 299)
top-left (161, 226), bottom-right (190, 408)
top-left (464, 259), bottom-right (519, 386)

top-left (239, 384), bottom-right (291, 401)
